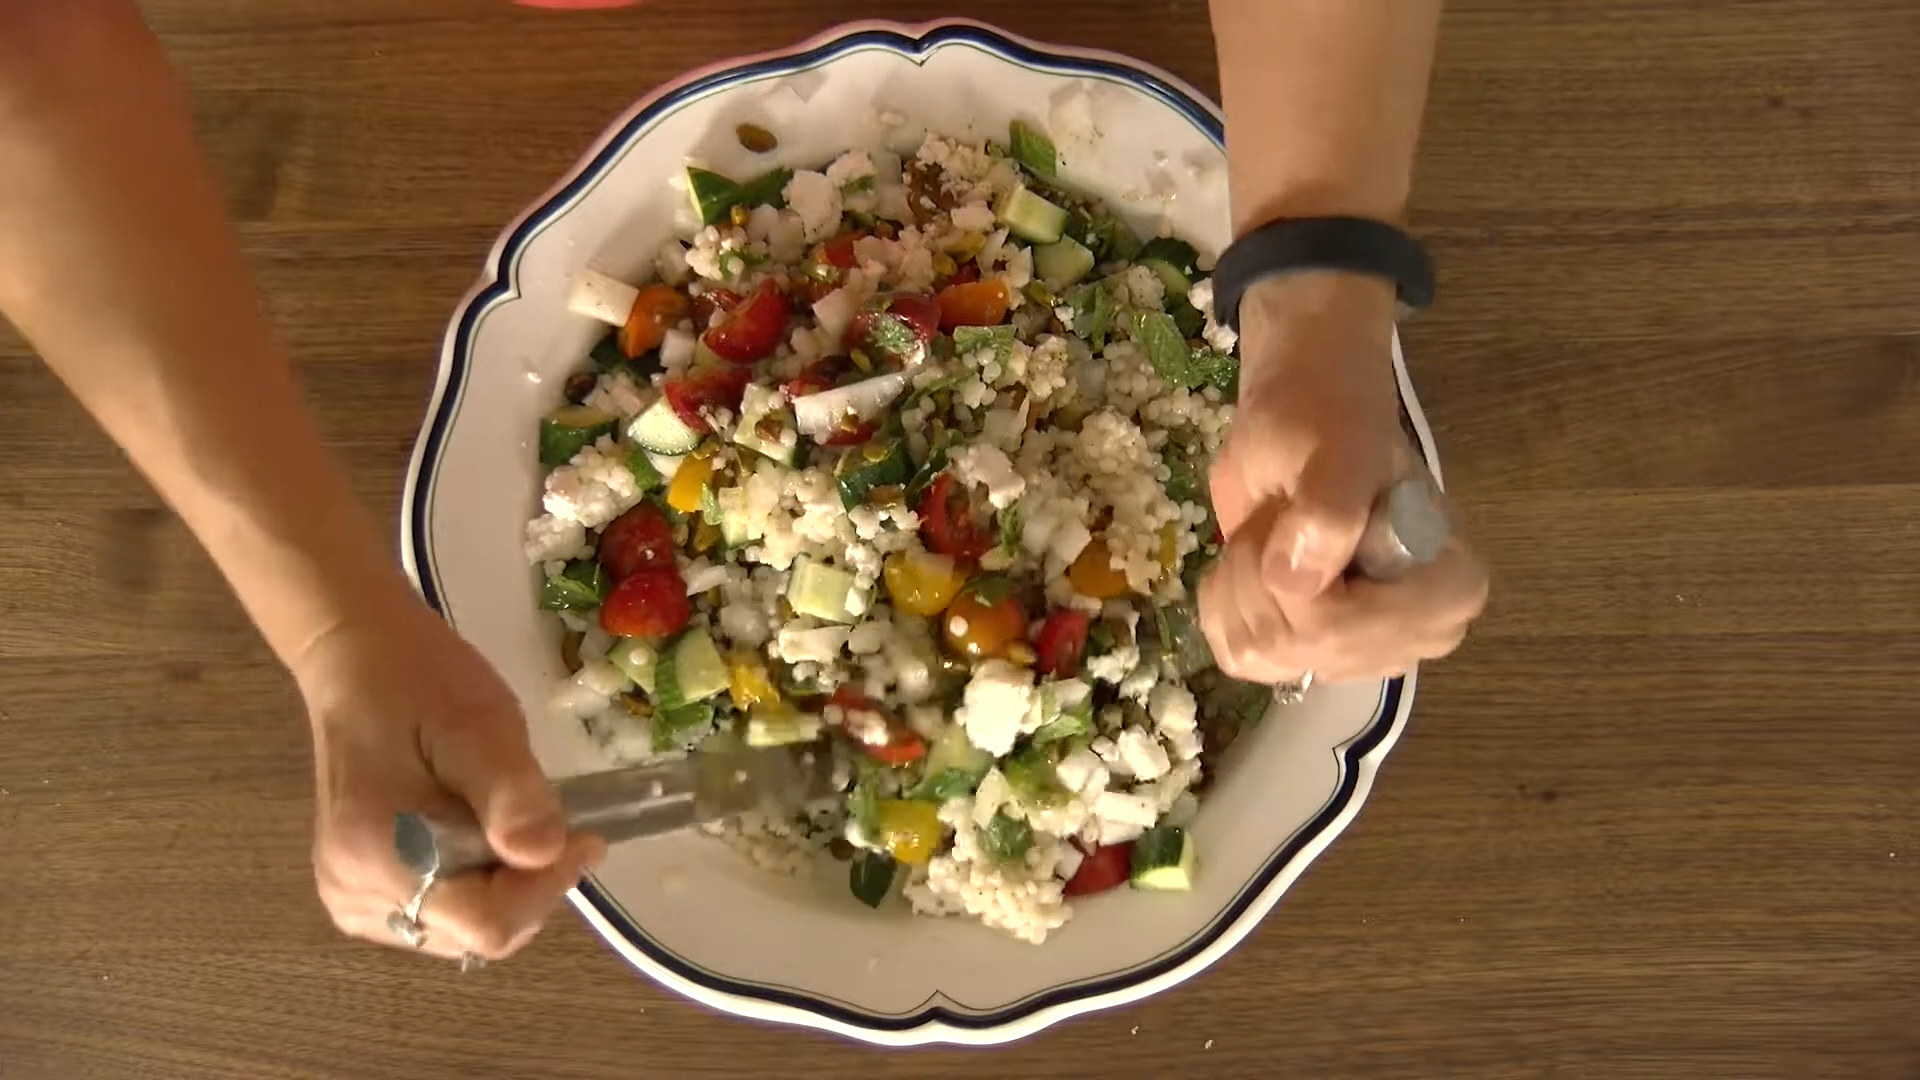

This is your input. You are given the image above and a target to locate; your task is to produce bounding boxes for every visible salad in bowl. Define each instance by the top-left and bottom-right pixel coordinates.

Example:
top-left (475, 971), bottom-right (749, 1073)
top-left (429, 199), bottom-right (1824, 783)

top-left (529, 119), bottom-right (1270, 944)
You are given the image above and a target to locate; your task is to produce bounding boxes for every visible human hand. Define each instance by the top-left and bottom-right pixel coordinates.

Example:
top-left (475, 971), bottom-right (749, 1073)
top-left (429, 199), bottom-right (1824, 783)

top-left (294, 598), bottom-right (605, 962)
top-left (1199, 273), bottom-right (1488, 685)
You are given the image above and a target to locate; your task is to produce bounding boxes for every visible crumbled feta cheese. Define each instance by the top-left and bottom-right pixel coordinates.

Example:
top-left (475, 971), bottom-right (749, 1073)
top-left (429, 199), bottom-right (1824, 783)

top-left (951, 443), bottom-right (1026, 509)
top-left (523, 514), bottom-right (588, 563)
top-left (955, 660), bottom-right (1037, 756)
top-left (784, 170), bottom-right (843, 241)
top-left (1149, 682), bottom-right (1198, 734)
top-left (950, 203), bottom-right (996, 232)
top-left (1086, 643), bottom-right (1139, 684)
top-left (775, 623), bottom-right (851, 665)
top-left (1115, 726), bottom-right (1172, 782)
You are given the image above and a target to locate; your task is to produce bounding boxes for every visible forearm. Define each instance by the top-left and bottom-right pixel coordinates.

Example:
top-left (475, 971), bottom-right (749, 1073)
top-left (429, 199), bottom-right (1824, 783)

top-left (0, 2), bottom-right (416, 670)
top-left (1208, 0), bottom-right (1441, 230)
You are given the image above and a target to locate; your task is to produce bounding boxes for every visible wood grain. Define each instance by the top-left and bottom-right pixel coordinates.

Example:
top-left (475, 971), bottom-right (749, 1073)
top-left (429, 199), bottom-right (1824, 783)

top-left (2, 1), bottom-right (1917, 1077)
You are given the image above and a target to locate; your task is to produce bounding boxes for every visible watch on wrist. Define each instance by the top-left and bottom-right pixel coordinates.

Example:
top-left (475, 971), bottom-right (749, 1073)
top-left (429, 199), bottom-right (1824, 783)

top-left (1210, 216), bottom-right (1436, 334)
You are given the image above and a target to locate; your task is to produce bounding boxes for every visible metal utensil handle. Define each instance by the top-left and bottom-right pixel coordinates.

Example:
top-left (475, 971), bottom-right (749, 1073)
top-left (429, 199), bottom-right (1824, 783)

top-left (1273, 466), bottom-right (1454, 704)
top-left (394, 765), bottom-right (698, 878)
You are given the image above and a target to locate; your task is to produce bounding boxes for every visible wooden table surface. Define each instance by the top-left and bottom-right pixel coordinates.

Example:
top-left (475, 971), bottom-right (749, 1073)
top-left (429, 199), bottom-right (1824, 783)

top-left (2, 1), bottom-right (1916, 1077)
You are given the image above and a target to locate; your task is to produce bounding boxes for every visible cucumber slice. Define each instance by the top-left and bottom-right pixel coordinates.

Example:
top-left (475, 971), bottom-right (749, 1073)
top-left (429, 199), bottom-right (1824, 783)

top-left (669, 630), bottom-right (730, 705)
top-left (608, 639), bottom-right (657, 695)
top-left (1137, 237), bottom-right (1201, 300)
top-left (745, 705), bottom-right (824, 748)
top-left (787, 559), bottom-right (865, 624)
top-left (1034, 237), bottom-right (1095, 291)
top-left (732, 383), bottom-right (800, 465)
top-left (1129, 825), bottom-right (1196, 891)
top-left (540, 405), bottom-right (617, 467)
top-left (646, 451), bottom-right (686, 482)
top-left (628, 396), bottom-right (702, 456)
top-left (995, 183), bottom-right (1069, 244)
top-left (686, 166), bottom-right (794, 227)
top-left (833, 437), bottom-right (911, 509)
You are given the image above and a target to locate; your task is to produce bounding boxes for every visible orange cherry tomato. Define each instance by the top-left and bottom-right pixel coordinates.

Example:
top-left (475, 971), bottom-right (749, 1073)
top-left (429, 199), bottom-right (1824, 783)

top-left (936, 279), bottom-right (1011, 331)
top-left (942, 580), bottom-right (1027, 661)
top-left (1067, 538), bottom-right (1131, 600)
top-left (619, 284), bottom-right (688, 358)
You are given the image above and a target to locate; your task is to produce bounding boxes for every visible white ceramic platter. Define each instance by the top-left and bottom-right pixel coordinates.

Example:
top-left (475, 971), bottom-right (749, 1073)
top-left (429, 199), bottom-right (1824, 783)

top-left (401, 18), bottom-right (1441, 1047)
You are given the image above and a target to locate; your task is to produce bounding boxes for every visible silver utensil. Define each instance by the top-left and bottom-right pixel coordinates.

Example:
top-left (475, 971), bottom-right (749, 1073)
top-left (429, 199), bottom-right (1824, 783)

top-left (394, 741), bottom-right (837, 878)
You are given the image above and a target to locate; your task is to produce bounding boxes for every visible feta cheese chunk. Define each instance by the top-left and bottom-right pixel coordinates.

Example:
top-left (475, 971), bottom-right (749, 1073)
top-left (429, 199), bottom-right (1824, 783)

top-left (955, 660), bottom-right (1037, 756)
top-left (784, 170), bottom-right (842, 241)
top-left (951, 443), bottom-right (1027, 510)
top-left (1114, 726), bottom-right (1171, 782)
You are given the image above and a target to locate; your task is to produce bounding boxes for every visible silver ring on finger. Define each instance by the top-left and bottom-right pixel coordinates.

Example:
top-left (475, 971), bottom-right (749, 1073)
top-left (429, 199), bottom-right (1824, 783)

top-left (386, 871), bottom-right (439, 950)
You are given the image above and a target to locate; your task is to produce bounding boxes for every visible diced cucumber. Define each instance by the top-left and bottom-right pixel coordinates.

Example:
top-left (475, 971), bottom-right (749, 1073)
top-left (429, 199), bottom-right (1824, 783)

top-left (608, 639), bottom-right (657, 695)
top-left (1137, 237), bottom-right (1201, 299)
top-left (922, 724), bottom-right (992, 783)
top-left (833, 437), bottom-right (911, 509)
top-left (1129, 825), bottom-right (1196, 891)
top-left (647, 451), bottom-right (685, 482)
top-left (652, 702), bottom-right (716, 753)
top-left (787, 559), bottom-right (865, 624)
top-left (686, 166), bottom-right (795, 227)
top-left (732, 383), bottom-right (800, 465)
top-left (745, 704), bottom-right (824, 747)
top-left (629, 396), bottom-right (702, 456)
top-left (995, 183), bottom-right (1069, 245)
top-left (1034, 237), bottom-right (1095, 292)
top-left (849, 851), bottom-right (897, 909)
top-left (655, 629), bottom-right (729, 710)
top-left (1168, 296), bottom-right (1205, 338)
top-left (539, 405), bottom-right (616, 467)
top-left (590, 331), bottom-right (629, 373)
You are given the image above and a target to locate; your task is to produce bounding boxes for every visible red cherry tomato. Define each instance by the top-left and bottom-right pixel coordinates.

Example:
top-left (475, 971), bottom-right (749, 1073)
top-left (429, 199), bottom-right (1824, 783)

top-left (845, 293), bottom-right (940, 362)
top-left (782, 360), bottom-right (844, 402)
top-left (597, 502), bottom-right (676, 582)
top-left (1032, 609), bottom-right (1093, 678)
top-left (819, 235), bottom-right (860, 270)
top-left (703, 279), bottom-right (789, 364)
top-left (689, 288), bottom-right (742, 332)
top-left (916, 472), bottom-right (993, 563)
top-left (597, 568), bottom-right (692, 639)
top-left (1063, 842), bottom-right (1135, 897)
top-left (829, 688), bottom-right (928, 765)
top-left (662, 365), bottom-right (751, 432)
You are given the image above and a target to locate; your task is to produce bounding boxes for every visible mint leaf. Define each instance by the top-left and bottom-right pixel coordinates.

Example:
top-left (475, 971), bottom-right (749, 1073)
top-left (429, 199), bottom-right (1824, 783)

top-left (952, 324), bottom-right (1018, 363)
top-left (1131, 310), bottom-right (1197, 387)
top-left (978, 813), bottom-right (1034, 863)
top-left (626, 445), bottom-right (664, 491)
top-left (538, 560), bottom-right (608, 611)
top-left (1008, 119), bottom-right (1058, 179)
top-left (910, 767), bottom-right (983, 803)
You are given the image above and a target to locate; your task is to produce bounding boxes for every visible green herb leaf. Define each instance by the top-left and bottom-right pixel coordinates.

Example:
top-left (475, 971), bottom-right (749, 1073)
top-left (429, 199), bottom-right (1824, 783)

top-left (734, 166), bottom-right (794, 211)
top-left (951, 324), bottom-right (1018, 363)
top-left (626, 446), bottom-right (665, 492)
top-left (1068, 283), bottom-right (1116, 352)
top-left (1008, 119), bottom-right (1058, 179)
top-left (849, 850), bottom-right (897, 909)
top-left (979, 813), bottom-right (1035, 863)
top-left (997, 503), bottom-right (1024, 555)
top-left (1087, 620), bottom-right (1118, 657)
top-left (650, 702), bottom-right (716, 753)
top-left (842, 174), bottom-right (877, 195)
top-left (589, 331), bottom-right (628, 373)
top-left (961, 574), bottom-right (1016, 607)
top-left (1030, 703), bottom-right (1092, 747)
top-left (1168, 296), bottom-right (1205, 339)
top-left (1002, 745), bottom-right (1069, 808)
top-left (910, 767), bottom-right (985, 803)
top-left (902, 367), bottom-right (969, 412)
top-left (904, 430), bottom-right (953, 506)
top-left (1161, 445), bottom-right (1202, 504)
top-left (1131, 310), bottom-right (1196, 386)
top-left (538, 560), bottom-right (608, 611)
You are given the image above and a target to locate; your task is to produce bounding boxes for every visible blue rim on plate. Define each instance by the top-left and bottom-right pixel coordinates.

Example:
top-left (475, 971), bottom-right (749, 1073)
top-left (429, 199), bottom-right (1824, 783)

top-left (403, 19), bottom-right (1416, 1039)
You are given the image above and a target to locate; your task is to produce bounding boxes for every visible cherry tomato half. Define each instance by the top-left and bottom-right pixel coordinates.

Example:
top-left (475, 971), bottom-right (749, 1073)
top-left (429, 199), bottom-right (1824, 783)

top-left (597, 502), bottom-right (676, 582)
top-left (845, 293), bottom-right (940, 363)
top-left (662, 365), bottom-right (751, 433)
top-left (598, 568), bottom-right (692, 639)
top-left (703, 279), bottom-right (788, 364)
top-left (1063, 842), bottom-right (1135, 897)
top-left (1032, 609), bottom-right (1093, 678)
top-left (829, 688), bottom-right (928, 765)
top-left (620, 284), bottom-right (688, 359)
top-left (916, 472), bottom-right (993, 563)
top-left (819, 234), bottom-right (860, 270)
top-left (942, 580), bottom-right (1026, 661)
top-left (936, 279), bottom-right (1011, 331)
top-left (689, 287), bottom-right (742, 332)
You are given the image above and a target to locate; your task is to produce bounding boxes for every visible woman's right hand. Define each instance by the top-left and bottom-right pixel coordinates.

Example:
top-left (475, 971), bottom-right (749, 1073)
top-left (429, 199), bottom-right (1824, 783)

top-left (294, 599), bottom-right (605, 962)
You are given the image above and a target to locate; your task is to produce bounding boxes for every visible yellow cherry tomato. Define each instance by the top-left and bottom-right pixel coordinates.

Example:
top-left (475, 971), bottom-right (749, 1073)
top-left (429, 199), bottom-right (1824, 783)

top-left (729, 657), bottom-right (780, 711)
top-left (876, 799), bottom-right (943, 866)
top-left (666, 454), bottom-right (714, 514)
top-left (883, 550), bottom-right (969, 617)
top-left (1068, 538), bottom-right (1130, 599)
top-left (942, 581), bottom-right (1027, 660)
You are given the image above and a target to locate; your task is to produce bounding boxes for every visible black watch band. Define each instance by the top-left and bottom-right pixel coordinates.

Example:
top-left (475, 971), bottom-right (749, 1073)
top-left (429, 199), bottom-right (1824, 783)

top-left (1210, 216), bottom-right (1436, 333)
